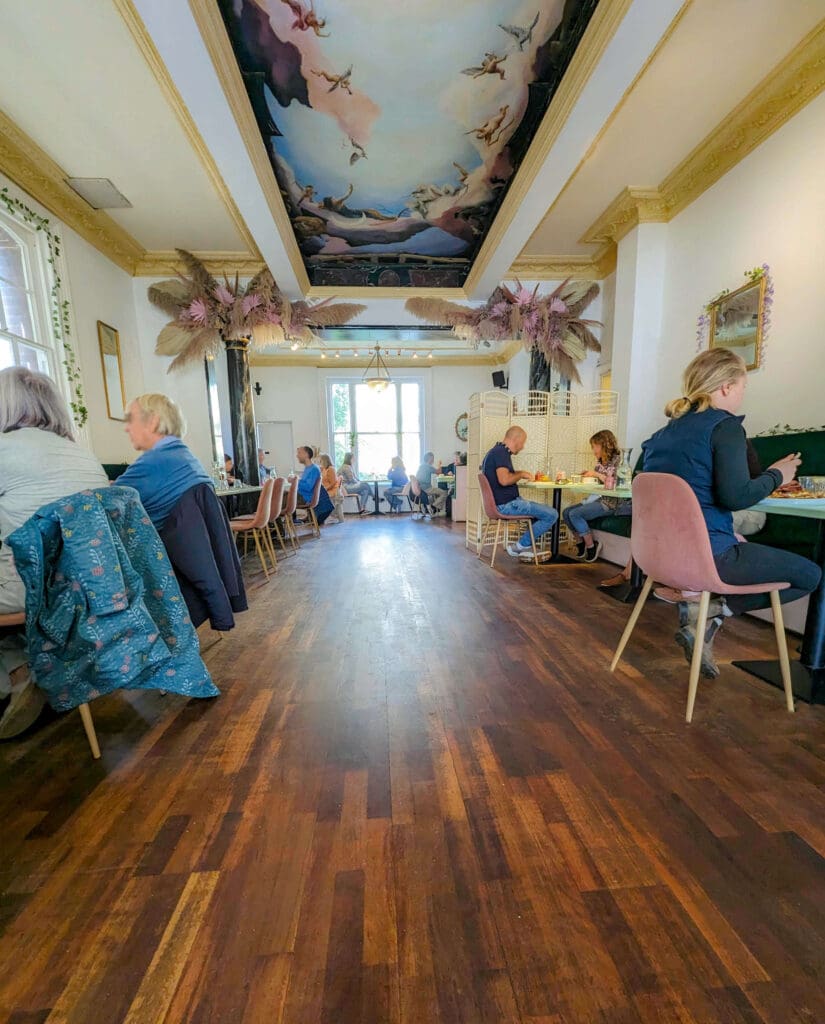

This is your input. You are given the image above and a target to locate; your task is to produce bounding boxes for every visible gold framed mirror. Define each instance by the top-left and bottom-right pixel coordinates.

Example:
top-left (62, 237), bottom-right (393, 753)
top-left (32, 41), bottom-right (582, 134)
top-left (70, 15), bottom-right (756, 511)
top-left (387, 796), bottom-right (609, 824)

top-left (708, 276), bottom-right (766, 371)
top-left (97, 320), bottom-right (126, 420)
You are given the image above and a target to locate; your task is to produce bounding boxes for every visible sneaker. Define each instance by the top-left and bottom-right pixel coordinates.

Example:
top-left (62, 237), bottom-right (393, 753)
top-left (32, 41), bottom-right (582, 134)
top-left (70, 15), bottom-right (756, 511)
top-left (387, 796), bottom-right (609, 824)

top-left (677, 598), bottom-right (732, 629)
top-left (574, 539), bottom-right (586, 558)
top-left (359, 507), bottom-right (370, 515)
top-left (411, 512), bottom-right (422, 520)
top-left (507, 542), bottom-right (530, 558)
top-left (674, 615), bottom-right (726, 679)
top-left (583, 541), bottom-right (602, 563)
top-left (423, 514), bottom-right (432, 521)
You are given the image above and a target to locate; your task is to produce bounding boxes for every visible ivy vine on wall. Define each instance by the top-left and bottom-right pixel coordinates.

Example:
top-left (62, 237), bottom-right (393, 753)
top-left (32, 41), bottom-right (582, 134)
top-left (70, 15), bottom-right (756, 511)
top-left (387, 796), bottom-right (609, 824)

top-left (0, 186), bottom-right (88, 426)
top-left (695, 263), bottom-right (773, 370)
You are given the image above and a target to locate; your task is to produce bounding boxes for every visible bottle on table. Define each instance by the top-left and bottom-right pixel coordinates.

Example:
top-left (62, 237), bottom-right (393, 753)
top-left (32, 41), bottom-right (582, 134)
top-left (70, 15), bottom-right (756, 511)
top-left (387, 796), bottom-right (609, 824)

top-left (604, 466), bottom-right (616, 490)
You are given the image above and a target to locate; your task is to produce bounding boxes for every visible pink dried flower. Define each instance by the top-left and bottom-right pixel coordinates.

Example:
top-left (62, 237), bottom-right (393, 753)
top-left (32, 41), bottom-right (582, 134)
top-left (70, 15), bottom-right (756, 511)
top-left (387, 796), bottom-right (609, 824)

top-left (550, 298), bottom-right (567, 313)
top-left (188, 298), bottom-right (208, 324)
top-left (214, 284), bottom-right (235, 306)
top-left (242, 294), bottom-right (263, 316)
top-left (514, 287), bottom-right (533, 305)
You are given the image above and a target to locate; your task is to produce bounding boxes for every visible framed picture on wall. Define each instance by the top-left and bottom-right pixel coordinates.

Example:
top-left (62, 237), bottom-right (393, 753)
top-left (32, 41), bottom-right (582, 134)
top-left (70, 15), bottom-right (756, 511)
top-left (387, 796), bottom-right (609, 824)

top-left (708, 276), bottom-right (766, 371)
top-left (97, 320), bottom-right (126, 420)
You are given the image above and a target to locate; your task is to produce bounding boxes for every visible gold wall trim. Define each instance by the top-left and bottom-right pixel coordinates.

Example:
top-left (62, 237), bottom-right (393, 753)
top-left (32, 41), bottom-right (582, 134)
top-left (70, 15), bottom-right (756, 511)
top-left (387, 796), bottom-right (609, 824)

top-left (188, 0), bottom-right (310, 292)
top-left (507, 244), bottom-right (616, 280)
top-left (581, 187), bottom-right (668, 246)
top-left (306, 286), bottom-right (468, 300)
top-left (113, 0), bottom-right (261, 260)
top-left (463, 0), bottom-right (635, 293)
top-left (579, 19), bottom-right (825, 247)
top-left (657, 17), bottom-right (825, 221)
top-left (135, 251), bottom-right (266, 277)
top-left (0, 107), bottom-right (144, 274)
top-left (251, 351), bottom-right (509, 368)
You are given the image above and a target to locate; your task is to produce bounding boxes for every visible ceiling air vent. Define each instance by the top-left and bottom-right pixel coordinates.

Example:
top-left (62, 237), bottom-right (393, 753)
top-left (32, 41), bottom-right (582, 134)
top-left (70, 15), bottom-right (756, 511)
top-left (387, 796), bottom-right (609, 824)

top-left (65, 178), bottom-right (132, 210)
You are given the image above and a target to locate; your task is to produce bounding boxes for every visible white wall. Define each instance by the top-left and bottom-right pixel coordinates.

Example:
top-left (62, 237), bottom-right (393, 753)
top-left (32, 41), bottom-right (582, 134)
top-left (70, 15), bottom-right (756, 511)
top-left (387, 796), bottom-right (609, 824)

top-left (645, 91), bottom-right (825, 442)
top-left (131, 282), bottom-right (215, 469)
top-left (62, 227), bottom-right (143, 463)
top-left (249, 362), bottom-right (490, 466)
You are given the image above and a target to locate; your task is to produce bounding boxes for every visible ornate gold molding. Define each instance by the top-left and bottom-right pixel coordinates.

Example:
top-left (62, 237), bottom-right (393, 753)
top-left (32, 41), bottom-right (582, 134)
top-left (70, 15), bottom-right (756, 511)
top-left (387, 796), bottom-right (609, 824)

top-left (463, 0), bottom-right (635, 293)
top-left (134, 251), bottom-right (266, 277)
top-left (0, 107), bottom-right (144, 274)
top-left (507, 244), bottom-right (616, 280)
top-left (188, 0), bottom-right (311, 293)
top-left (581, 187), bottom-right (668, 246)
top-left (250, 350), bottom-right (508, 368)
top-left (112, 0), bottom-right (261, 260)
top-left (306, 286), bottom-right (467, 300)
top-left (578, 19), bottom-right (825, 248)
top-left (658, 18), bottom-right (825, 220)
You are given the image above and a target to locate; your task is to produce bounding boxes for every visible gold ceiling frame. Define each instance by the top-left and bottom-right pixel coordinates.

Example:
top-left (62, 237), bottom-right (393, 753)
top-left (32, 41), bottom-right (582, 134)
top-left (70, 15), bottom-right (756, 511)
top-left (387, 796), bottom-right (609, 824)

top-left (113, 0), bottom-right (261, 263)
top-left (188, 0), bottom-right (311, 293)
top-left (581, 18), bottom-right (825, 248)
top-left (462, 0), bottom-right (637, 295)
top-left (250, 343), bottom-right (518, 369)
top-left (187, 0), bottom-right (634, 299)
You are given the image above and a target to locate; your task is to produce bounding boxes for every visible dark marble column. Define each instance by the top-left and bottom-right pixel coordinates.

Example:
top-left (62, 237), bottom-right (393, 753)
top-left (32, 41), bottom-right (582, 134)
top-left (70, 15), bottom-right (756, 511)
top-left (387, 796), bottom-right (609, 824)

top-left (224, 336), bottom-right (257, 487)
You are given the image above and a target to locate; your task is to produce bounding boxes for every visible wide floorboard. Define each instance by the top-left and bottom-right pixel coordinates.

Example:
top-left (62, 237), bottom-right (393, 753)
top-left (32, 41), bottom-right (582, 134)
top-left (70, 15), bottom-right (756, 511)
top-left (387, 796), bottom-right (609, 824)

top-left (1, 517), bottom-right (824, 1023)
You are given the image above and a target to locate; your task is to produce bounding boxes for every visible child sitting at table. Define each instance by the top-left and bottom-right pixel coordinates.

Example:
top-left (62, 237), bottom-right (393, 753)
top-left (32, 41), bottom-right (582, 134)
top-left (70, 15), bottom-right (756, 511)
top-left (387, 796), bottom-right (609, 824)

top-left (562, 429), bottom-right (631, 563)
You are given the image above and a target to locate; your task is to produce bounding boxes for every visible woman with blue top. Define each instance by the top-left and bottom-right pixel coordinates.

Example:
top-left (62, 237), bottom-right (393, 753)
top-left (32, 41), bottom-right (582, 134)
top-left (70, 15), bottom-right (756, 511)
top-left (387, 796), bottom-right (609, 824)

top-left (384, 456), bottom-right (409, 512)
top-left (118, 393), bottom-right (212, 530)
top-left (641, 349), bottom-right (820, 677)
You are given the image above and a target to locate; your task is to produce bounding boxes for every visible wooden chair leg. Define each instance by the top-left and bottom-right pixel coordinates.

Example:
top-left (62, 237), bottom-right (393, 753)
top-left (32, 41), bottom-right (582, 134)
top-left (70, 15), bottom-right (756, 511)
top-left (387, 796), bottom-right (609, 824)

top-left (261, 524), bottom-right (278, 571)
top-left (78, 702), bottom-right (101, 759)
top-left (685, 590), bottom-right (711, 723)
top-left (309, 509), bottom-right (320, 538)
top-left (252, 530), bottom-right (271, 579)
top-left (527, 520), bottom-right (539, 566)
top-left (476, 521), bottom-right (488, 557)
top-left (610, 576), bottom-right (654, 672)
top-left (769, 590), bottom-right (795, 713)
top-left (491, 520), bottom-right (502, 568)
top-left (272, 521), bottom-right (288, 553)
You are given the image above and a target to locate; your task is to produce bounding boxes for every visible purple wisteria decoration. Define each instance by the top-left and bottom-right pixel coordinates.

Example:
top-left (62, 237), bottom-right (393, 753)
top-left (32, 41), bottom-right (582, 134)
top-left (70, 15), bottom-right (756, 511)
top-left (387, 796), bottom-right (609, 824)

top-left (696, 264), bottom-right (772, 370)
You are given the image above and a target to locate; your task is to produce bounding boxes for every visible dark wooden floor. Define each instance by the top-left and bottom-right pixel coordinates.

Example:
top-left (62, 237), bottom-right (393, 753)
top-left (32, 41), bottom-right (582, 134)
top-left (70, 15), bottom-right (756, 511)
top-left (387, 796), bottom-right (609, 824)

top-left (2, 517), bottom-right (825, 1023)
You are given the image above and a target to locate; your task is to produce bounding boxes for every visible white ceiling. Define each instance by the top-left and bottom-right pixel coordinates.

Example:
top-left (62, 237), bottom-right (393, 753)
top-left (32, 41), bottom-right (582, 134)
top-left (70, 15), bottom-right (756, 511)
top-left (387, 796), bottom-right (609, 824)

top-left (523, 0), bottom-right (825, 256)
top-left (0, 0), bottom-right (245, 253)
top-left (0, 0), bottom-right (821, 307)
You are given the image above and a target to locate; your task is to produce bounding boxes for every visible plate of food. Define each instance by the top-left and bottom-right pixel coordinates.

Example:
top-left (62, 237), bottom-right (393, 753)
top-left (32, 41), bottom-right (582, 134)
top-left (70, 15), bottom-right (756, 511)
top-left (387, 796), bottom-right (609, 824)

top-left (769, 489), bottom-right (824, 499)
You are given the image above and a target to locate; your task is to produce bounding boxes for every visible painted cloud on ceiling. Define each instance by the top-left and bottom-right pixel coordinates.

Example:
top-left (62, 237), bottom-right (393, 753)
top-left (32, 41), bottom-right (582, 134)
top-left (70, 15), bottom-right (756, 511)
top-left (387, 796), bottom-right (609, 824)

top-left (219, 0), bottom-right (598, 287)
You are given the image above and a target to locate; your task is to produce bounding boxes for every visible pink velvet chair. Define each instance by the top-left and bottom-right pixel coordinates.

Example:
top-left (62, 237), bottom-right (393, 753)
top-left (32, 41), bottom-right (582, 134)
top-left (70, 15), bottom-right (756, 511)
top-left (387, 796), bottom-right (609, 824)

top-left (278, 476), bottom-right (300, 551)
top-left (476, 473), bottom-right (539, 568)
top-left (230, 478), bottom-right (276, 578)
top-left (610, 472), bottom-right (794, 722)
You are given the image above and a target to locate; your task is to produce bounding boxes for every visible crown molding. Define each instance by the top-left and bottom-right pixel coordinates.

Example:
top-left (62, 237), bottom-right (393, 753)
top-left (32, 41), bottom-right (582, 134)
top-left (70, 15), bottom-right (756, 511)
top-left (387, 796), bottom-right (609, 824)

top-left (463, 0), bottom-right (635, 294)
top-left (306, 286), bottom-right (468, 300)
top-left (250, 351), bottom-right (508, 368)
top-left (579, 19), bottom-right (825, 247)
top-left (134, 251), bottom-right (266, 277)
top-left (580, 187), bottom-right (667, 246)
top-left (507, 244), bottom-right (616, 280)
top-left (188, 0), bottom-right (311, 293)
top-left (112, 0), bottom-right (261, 260)
top-left (0, 107), bottom-right (144, 274)
top-left (657, 17), bottom-right (825, 221)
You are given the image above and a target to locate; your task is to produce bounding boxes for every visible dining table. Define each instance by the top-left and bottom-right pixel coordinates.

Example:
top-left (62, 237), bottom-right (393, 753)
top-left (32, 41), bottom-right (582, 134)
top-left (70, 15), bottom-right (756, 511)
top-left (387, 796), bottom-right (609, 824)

top-left (732, 494), bottom-right (825, 703)
top-left (365, 477), bottom-right (390, 516)
top-left (214, 484), bottom-right (262, 498)
top-left (519, 479), bottom-right (632, 562)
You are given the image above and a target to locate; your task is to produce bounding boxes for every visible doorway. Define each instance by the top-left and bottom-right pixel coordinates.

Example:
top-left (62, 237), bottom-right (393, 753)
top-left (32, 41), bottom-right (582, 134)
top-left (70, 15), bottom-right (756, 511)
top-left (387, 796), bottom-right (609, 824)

top-left (256, 420), bottom-right (295, 478)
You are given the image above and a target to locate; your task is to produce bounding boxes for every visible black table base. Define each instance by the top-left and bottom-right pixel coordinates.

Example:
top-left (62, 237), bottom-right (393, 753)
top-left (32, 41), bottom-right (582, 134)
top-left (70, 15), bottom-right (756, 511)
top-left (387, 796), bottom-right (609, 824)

top-left (366, 479), bottom-right (385, 516)
top-left (732, 659), bottom-right (824, 704)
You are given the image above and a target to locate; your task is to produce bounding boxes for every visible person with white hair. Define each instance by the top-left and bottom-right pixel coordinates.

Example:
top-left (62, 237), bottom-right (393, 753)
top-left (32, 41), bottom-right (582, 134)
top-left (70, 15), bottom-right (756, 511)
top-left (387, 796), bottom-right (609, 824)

top-left (0, 366), bottom-right (109, 736)
top-left (117, 393), bottom-right (212, 530)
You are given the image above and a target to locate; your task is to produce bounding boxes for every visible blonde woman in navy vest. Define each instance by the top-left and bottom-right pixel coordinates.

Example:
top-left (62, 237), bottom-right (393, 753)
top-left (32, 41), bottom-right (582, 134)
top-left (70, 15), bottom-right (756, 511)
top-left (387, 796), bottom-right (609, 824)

top-left (641, 349), bottom-right (820, 678)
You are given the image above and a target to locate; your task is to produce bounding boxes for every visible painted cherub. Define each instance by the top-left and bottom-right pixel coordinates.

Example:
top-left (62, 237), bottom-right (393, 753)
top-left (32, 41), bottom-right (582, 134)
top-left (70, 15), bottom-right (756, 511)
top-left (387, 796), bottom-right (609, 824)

top-left (280, 0), bottom-right (329, 37)
top-left (461, 52), bottom-right (507, 80)
top-left (464, 105), bottom-right (513, 146)
top-left (312, 64), bottom-right (353, 95)
top-left (296, 183), bottom-right (316, 206)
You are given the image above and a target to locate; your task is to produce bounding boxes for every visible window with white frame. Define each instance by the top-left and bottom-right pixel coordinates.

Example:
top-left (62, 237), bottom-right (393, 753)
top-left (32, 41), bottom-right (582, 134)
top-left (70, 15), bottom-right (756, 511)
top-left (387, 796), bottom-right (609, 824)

top-left (0, 211), bottom-right (54, 378)
top-left (327, 379), bottom-right (423, 477)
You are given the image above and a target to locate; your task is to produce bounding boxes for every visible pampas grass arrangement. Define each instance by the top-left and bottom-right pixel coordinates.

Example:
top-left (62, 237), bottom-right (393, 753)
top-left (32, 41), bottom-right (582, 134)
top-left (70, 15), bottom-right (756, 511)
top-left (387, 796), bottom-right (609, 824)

top-left (148, 250), bottom-right (366, 372)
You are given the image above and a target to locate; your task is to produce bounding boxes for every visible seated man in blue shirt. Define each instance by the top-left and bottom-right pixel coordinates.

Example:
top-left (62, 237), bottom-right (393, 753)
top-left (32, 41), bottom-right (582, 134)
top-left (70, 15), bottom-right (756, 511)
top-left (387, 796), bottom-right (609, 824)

top-left (481, 426), bottom-right (557, 561)
top-left (295, 445), bottom-right (333, 525)
top-left (118, 393), bottom-right (212, 530)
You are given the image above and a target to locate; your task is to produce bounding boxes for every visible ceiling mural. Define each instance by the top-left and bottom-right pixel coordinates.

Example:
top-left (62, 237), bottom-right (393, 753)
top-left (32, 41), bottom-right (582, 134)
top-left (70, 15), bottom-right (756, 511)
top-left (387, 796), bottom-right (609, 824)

top-left (218, 0), bottom-right (600, 288)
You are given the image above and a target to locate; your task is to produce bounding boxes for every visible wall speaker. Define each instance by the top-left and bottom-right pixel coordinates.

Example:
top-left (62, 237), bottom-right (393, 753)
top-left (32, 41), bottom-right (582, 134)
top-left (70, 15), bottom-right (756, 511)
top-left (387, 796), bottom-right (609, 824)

top-left (491, 370), bottom-right (507, 389)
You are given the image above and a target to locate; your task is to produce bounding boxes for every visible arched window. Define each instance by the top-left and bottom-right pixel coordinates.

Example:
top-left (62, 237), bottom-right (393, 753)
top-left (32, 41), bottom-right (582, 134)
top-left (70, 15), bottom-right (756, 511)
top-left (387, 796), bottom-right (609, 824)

top-left (0, 212), bottom-right (54, 377)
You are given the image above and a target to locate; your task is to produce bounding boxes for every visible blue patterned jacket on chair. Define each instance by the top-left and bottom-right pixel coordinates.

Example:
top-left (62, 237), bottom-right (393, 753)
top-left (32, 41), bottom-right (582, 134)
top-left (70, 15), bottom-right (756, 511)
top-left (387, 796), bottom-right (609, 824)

top-left (6, 485), bottom-right (219, 710)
